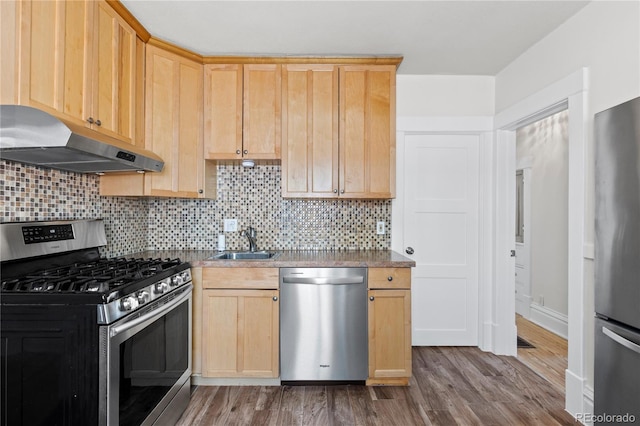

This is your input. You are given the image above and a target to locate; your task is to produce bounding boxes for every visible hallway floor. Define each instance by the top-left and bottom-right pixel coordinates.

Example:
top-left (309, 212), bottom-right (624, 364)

top-left (516, 314), bottom-right (569, 393)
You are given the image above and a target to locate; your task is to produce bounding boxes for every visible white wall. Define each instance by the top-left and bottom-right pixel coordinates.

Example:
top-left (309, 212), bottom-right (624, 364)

top-left (397, 75), bottom-right (495, 116)
top-left (496, 0), bottom-right (640, 394)
top-left (516, 110), bottom-right (569, 317)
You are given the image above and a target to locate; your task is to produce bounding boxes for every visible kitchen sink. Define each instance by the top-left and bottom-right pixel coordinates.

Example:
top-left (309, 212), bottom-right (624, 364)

top-left (209, 251), bottom-right (280, 260)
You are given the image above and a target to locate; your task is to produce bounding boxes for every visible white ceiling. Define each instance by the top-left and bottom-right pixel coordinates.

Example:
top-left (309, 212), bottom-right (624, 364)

top-left (121, 1), bottom-right (590, 75)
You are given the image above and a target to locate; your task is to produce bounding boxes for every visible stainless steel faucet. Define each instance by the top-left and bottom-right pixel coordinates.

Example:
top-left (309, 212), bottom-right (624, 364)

top-left (240, 226), bottom-right (258, 252)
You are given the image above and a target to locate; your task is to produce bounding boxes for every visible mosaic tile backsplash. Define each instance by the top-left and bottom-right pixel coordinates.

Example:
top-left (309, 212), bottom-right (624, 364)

top-left (1, 160), bottom-right (149, 257)
top-left (149, 163), bottom-right (391, 250)
top-left (1, 160), bottom-right (391, 255)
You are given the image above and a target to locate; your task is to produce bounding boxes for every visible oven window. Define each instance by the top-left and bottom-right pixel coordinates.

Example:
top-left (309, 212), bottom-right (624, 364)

top-left (118, 300), bottom-right (189, 426)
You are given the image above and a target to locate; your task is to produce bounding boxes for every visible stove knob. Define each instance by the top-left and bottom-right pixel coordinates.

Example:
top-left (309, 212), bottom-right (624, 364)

top-left (180, 271), bottom-right (190, 282)
top-left (119, 296), bottom-right (139, 312)
top-left (137, 290), bottom-right (150, 304)
top-left (170, 276), bottom-right (180, 287)
top-left (154, 280), bottom-right (169, 295)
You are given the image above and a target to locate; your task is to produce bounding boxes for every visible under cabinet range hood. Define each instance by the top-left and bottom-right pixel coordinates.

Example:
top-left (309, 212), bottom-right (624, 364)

top-left (0, 105), bottom-right (164, 173)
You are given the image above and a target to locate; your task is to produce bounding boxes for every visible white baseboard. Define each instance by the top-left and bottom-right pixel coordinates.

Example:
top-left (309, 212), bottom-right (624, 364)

top-left (529, 302), bottom-right (568, 339)
top-left (565, 368), bottom-right (587, 420)
top-left (516, 294), bottom-right (532, 318)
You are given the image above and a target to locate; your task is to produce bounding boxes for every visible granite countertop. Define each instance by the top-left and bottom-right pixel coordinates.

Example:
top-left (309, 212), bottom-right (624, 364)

top-left (124, 250), bottom-right (416, 268)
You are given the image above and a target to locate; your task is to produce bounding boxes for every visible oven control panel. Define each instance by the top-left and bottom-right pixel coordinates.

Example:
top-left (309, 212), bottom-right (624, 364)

top-left (22, 224), bottom-right (74, 244)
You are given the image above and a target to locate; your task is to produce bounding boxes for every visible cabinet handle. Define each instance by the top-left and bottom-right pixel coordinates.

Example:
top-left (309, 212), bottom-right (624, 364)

top-left (272, 296), bottom-right (278, 302)
top-left (369, 296), bottom-right (375, 301)
top-left (387, 276), bottom-right (393, 281)
top-left (87, 117), bottom-right (94, 124)
top-left (95, 119), bottom-right (101, 126)
top-left (333, 189), bottom-right (338, 193)
top-left (243, 150), bottom-right (248, 155)
top-left (236, 150), bottom-right (241, 155)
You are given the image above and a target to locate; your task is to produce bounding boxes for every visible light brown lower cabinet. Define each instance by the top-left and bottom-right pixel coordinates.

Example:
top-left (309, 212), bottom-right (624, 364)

top-left (367, 268), bottom-right (412, 385)
top-left (196, 266), bottom-right (411, 383)
top-left (201, 268), bottom-right (279, 378)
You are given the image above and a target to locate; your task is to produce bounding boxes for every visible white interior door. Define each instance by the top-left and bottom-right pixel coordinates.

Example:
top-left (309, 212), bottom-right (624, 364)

top-left (404, 134), bottom-right (479, 346)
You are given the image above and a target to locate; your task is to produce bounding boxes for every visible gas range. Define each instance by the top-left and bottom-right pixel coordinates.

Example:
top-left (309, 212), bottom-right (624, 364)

top-left (0, 219), bottom-right (193, 425)
top-left (0, 220), bottom-right (192, 324)
top-left (1, 256), bottom-right (192, 323)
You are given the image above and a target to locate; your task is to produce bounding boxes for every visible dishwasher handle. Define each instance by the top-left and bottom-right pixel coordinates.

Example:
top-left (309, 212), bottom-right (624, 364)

top-left (282, 276), bottom-right (364, 285)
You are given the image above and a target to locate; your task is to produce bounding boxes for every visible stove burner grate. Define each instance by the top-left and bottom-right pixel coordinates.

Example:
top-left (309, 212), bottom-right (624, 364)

top-left (1, 258), bottom-right (184, 295)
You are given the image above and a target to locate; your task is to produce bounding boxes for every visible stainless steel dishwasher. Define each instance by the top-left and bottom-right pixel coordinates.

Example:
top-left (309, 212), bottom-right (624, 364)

top-left (280, 267), bottom-right (368, 383)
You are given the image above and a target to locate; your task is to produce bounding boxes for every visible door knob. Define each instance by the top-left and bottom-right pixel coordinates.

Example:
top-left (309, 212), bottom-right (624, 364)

top-left (405, 247), bottom-right (414, 255)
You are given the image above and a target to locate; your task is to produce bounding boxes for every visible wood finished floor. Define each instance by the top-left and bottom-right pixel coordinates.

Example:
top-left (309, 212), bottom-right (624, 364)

top-left (516, 315), bottom-right (569, 393)
top-left (176, 346), bottom-right (576, 425)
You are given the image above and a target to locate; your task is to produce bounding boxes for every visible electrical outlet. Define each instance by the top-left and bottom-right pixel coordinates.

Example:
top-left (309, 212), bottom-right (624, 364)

top-left (224, 219), bottom-right (238, 232)
top-left (376, 221), bottom-right (385, 235)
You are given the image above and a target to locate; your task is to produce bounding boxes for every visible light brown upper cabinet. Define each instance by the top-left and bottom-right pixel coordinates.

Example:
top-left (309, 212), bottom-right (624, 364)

top-left (282, 65), bottom-right (339, 197)
top-left (204, 64), bottom-right (282, 160)
top-left (7, 0), bottom-right (139, 145)
top-left (142, 44), bottom-right (212, 198)
top-left (282, 65), bottom-right (396, 199)
top-left (102, 44), bottom-right (215, 198)
top-left (340, 65), bottom-right (396, 198)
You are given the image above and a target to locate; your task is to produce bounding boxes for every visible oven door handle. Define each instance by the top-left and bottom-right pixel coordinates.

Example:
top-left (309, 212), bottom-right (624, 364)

top-left (110, 284), bottom-right (192, 338)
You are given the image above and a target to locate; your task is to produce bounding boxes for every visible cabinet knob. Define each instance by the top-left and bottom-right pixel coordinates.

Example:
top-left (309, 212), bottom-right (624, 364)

top-left (369, 296), bottom-right (375, 301)
top-left (95, 119), bottom-right (101, 126)
top-left (387, 276), bottom-right (393, 281)
top-left (243, 150), bottom-right (248, 155)
top-left (87, 117), bottom-right (94, 124)
top-left (236, 150), bottom-right (241, 155)
top-left (340, 189), bottom-right (345, 194)
top-left (333, 189), bottom-right (338, 193)
top-left (406, 247), bottom-right (414, 255)
top-left (272, 296), bottom-right (278, 302)
top-left (198, 189), bottom-right (203, 194)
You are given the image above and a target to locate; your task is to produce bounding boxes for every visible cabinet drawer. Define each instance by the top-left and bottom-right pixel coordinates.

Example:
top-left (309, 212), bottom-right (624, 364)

top-left (202, 267), bottom-right (279, 289)
top-left (368, 268), bottom-right (410, 289)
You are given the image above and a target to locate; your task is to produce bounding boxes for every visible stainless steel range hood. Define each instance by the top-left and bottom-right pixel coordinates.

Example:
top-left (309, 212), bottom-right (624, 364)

top-left (0, 105), bottom-right (164, 173)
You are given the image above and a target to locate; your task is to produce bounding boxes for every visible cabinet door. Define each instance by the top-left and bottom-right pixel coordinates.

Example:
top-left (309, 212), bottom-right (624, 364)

top-left (204, 64), bottom-right (243, 159)
top-left (368, 289), bottom-right (411, 384)
top-left (91, 1), bottom-right (137, 143)
top-left (340, 66), bottom-right (396, 198)
top-left (282, 64), bottom-right (339, 198)
top-left (144, 45), bottom-right (204, 198)
top-left (243, 64), bottom-right (282, 159)
top-left (15, 0), bottom-right (91, 125)
top-left (202, 289), bottom-right (279, 377)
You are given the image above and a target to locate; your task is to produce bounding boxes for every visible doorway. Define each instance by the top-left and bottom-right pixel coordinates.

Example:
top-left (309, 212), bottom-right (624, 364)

top-left (494, 68), bottom-right (588, 415)
top-left (515, 109), bottom-right (569, 337)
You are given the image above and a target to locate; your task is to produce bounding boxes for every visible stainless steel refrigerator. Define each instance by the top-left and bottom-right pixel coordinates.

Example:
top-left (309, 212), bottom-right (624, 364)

top-left (594, 96), bottom-right (640, 424)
